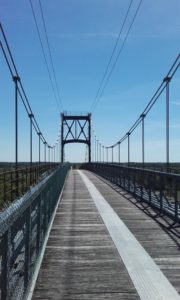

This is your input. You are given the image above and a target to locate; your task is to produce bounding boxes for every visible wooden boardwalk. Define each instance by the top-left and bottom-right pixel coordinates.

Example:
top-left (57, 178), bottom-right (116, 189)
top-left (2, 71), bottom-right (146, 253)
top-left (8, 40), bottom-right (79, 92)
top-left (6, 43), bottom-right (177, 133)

top-left (32, 170), bottom-right (180, 300)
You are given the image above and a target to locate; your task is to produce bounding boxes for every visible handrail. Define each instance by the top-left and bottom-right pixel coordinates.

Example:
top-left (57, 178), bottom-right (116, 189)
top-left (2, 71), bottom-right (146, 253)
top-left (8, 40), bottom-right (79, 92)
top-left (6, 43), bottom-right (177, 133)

top-left (83, 163), bottom-right (180, 223)
top-left (0, 163), bottom-right (70, 300)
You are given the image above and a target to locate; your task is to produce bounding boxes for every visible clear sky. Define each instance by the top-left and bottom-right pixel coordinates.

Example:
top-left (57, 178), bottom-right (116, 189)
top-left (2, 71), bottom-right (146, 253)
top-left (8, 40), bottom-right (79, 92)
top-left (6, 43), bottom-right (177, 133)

top-left (0, 0), bottom-right (180, 162)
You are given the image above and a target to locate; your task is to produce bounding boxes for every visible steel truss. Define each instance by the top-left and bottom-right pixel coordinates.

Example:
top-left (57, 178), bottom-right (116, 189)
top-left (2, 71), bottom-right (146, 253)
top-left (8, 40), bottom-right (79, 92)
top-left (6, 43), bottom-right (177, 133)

top-left (61, 113), bottom-right (91, 162)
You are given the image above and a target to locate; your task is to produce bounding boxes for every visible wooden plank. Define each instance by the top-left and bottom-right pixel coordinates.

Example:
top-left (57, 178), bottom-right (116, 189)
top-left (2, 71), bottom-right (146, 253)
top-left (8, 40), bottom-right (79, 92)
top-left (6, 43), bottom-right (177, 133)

top-left (32, 171), bottom-right (140, 300)
top-left (85, 170), bottom-right (180, 294)
top-left (32, 169), bottom-right (180, 299)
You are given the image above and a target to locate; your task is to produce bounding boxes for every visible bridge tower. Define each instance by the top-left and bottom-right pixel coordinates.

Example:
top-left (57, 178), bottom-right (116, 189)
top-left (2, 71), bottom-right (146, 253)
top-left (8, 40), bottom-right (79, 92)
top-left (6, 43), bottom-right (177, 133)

top-left (61, 112), bottom-right (91, 162)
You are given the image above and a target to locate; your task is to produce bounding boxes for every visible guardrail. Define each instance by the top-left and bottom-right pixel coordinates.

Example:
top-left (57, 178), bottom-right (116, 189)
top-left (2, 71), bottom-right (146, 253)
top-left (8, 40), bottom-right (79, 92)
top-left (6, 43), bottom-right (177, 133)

top-left (109, 162), bottom-right (180, 175)
top-left (83, 163), bottom-right (180, 223)
top-left (0, 163), bottom-right (70, 300)
top-left (0, 163), bottom-right (59, 210)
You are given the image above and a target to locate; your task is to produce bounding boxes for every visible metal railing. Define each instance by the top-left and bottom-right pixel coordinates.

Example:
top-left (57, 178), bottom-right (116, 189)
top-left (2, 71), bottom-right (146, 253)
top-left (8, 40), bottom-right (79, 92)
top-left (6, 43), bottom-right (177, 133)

top-left (118, 162), bottom-right (180, 175)
top-left (83, 163), bottom-right (180, 223)
top-left (0, 163), bottom-right (60, 211)
top-left (0, 163), bottom-right (70, 300)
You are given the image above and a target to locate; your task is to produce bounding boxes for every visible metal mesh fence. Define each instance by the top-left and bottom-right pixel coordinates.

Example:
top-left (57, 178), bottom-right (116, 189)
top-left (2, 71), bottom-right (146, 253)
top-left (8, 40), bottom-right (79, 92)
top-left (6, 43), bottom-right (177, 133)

top-left (0, 163), bottom-right (60, 211)
top-left (0, 163), bottom-right (70, 300)
top-left (83, 163), bottom-right (180, 223)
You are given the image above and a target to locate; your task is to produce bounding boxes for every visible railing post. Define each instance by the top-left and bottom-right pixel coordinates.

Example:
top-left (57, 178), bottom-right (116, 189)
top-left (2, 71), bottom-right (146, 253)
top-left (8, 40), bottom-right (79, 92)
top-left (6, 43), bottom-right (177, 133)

top-left (37, 194), bottom-right (42, 254)
top-left (24, 206), bottom-right (31, 288)
top-left (1, 229), bottom-right (11, 299)
top-left (103, 146), bottom-right (104, 162)
top-left (112, 146), bottom-right (113, 163)
top-left (107, 147), bottom-right (108, 163)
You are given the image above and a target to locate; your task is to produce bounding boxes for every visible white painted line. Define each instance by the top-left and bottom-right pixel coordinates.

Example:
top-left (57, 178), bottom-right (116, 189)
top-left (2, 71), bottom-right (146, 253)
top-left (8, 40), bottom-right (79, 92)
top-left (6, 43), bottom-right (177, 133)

top-left (78, 170), bottom-right (180, 300)
top-left (25, 173), bottom-right (68, 300)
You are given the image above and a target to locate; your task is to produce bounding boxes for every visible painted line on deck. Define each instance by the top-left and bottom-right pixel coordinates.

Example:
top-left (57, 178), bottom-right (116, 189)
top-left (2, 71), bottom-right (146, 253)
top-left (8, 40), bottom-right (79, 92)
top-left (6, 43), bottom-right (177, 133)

top-left (78, 170), bottom-right (180, 300)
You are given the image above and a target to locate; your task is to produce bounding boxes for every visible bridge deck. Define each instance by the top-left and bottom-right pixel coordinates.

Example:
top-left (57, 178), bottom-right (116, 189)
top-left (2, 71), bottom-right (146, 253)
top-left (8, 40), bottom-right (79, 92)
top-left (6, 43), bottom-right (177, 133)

top-left (31, 170), bottom-right (180, 300)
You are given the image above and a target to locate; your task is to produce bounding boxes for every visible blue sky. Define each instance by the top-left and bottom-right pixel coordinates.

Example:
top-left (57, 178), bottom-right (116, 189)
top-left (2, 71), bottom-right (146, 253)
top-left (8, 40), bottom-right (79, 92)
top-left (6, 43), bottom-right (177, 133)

top-left (0, 0), bottom-right (180, 162)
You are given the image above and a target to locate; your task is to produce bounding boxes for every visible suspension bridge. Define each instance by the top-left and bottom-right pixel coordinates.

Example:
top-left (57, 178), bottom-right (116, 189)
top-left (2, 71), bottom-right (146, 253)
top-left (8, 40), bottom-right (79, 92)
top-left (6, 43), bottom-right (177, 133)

top-left (0, 15), bottom-right (180, 300)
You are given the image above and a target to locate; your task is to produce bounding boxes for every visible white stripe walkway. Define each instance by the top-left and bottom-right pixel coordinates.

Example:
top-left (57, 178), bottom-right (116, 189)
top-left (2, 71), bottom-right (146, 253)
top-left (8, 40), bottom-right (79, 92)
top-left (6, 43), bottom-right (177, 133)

top-left (79, 170), bottom-right (180, 300)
